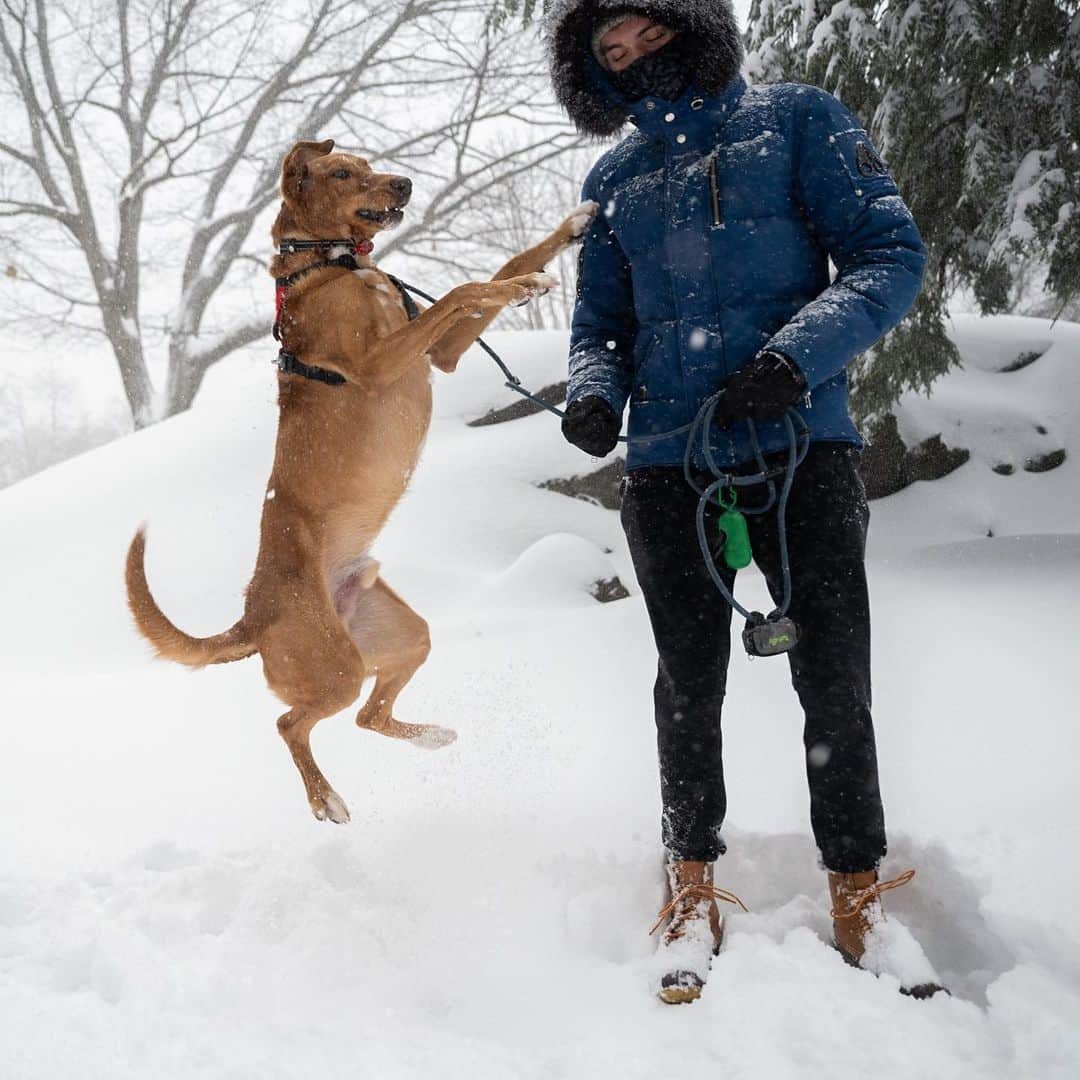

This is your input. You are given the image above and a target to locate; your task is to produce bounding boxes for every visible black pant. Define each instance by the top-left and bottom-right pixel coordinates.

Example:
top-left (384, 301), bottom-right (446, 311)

top-left (620, 443), bottom-right (886, 874)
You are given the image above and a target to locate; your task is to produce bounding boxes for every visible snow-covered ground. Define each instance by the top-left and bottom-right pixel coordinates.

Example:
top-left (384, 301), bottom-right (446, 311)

top-left (1, 316), bottom-right (1077, 1078)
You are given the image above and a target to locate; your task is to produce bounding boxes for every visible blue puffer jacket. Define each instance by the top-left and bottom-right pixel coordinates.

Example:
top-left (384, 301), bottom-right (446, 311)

top-left (568, 74), bottom-right (928, 470)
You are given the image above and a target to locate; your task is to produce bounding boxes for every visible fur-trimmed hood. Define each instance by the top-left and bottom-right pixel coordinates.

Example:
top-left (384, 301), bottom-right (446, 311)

top-left (543, 0), bottom-right (744, 137)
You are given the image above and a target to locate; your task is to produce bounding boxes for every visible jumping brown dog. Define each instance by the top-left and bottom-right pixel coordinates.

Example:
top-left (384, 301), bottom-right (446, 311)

top-left (126, 138), bottom-right (598, 823)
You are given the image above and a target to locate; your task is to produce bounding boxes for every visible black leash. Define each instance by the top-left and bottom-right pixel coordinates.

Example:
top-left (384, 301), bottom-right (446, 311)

top-left (390, 278), bottom-right (810, 655)
top-left (271, 262), bottom-right (810, 657)
top-left (390, 280), bottom-right (696, 446)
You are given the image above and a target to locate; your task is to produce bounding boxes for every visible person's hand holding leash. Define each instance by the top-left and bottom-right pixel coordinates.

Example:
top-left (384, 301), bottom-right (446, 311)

top-left (715, 351), bottom-right (807, 427)
top-left (562, 395), bottom-right (621, 456)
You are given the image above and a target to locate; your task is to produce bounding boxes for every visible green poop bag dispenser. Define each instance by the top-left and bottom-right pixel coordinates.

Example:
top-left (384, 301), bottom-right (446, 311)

top-left (717, 489), bottom-right (752, 570)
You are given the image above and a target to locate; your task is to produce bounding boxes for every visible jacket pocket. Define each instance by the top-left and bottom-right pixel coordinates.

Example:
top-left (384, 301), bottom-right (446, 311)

top-left (632, 328), bottom-right (678, 404)
top-left (627, 397), bottom-right (684, 441)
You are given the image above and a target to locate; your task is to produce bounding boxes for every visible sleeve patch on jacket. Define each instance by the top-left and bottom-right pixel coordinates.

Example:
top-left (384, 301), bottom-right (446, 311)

top-left (855, 141), bottom-right (889, 178)
top-left (828, 127), bottom-right (897, 200)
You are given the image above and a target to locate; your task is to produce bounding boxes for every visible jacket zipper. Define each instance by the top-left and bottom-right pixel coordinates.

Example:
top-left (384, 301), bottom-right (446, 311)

top-left (709, 155), bottom-right (722, 227)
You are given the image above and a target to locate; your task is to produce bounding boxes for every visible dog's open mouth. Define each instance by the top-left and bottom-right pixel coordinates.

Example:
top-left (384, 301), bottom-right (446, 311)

top-left (356, 207), bottom-right (406, 228)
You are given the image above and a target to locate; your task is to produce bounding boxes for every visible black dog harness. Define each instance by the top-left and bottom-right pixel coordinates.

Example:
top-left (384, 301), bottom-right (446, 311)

top-left (273, 238), bottom-right (420, 385)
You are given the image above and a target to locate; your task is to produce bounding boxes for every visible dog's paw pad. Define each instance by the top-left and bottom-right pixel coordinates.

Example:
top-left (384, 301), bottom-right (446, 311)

top-left (313, 791), bottom-right (351, 823)
top-left (410, 725), bottom-right (457, 751)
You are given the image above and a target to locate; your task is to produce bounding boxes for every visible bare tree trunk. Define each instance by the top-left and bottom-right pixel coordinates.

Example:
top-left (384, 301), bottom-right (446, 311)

top-left (103, 311), bottom-right (155, 428)
top-left (164, 352), bottom-right (205, 419)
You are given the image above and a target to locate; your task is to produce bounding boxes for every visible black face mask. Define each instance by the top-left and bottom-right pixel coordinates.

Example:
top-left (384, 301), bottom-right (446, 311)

top-left (606, 34), bottom-right (694, 103)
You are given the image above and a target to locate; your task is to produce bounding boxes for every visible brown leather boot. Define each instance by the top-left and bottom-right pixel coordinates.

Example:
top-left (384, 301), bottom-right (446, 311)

top-left (828, 867), bottom-right (915, 966)
top-left (651, 860), bottom-right (747, 1005)
top-left (828, 868), bottom-right (947, 998)
top-left (828, 869), bottom-right (881, 965)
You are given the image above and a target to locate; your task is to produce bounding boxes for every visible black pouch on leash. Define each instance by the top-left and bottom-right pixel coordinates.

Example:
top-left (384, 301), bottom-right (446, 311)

top-left (742, 612), bottom-right (799, 657)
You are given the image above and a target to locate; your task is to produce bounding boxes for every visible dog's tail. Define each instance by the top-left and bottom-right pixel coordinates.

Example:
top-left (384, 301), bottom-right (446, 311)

top-left (125, 528), bottom-right (256, 668)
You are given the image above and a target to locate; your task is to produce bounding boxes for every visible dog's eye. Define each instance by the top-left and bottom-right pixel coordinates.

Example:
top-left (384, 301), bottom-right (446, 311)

top-left (333, 169), bottom-right (350, 179)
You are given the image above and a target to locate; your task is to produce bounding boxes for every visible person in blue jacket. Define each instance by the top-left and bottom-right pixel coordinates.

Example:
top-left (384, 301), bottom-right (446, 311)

top-left (544, 0), bottom-right (929, 1004)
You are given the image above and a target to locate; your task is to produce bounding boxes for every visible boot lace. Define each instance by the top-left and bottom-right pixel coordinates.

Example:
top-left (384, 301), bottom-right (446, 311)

top-left (649, 883), bottom-right (749, 939)
top-left (830, 868), bottom-right (916, 920)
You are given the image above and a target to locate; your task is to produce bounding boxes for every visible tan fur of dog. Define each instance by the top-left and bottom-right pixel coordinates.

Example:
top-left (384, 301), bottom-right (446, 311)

top-left (126, 138), bottom-right (598, 823)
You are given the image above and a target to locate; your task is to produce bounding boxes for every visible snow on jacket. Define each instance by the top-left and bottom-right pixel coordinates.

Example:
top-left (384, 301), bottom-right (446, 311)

top-left (545, 1), bottom-right (928, 470)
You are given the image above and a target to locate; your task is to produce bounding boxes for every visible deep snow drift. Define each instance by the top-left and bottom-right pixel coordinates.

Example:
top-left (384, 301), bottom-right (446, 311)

top-left (1, 315), bottom-right (1078, 1078)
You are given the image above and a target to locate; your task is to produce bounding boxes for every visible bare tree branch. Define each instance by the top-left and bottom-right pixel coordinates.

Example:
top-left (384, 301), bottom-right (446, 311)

top-left (0, 0), bottom-right (590, 429)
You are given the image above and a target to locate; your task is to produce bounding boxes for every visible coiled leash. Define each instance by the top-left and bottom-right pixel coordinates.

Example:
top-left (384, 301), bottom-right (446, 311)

top-left (683, 402), bottom-right (810, 657)
top-left (397, 278), bottom-right (811, 658)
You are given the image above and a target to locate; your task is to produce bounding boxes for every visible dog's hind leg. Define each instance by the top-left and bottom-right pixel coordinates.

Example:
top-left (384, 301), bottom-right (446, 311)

top-left (341, 576), bottom-right (457, 750)
top-left (277, 706), bottom-right (353, 823)
top-left (263, 609), bottom-right (367, 822)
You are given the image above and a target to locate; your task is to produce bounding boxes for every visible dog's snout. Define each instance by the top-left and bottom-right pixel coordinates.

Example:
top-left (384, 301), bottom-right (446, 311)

top-left (390, 176), bottom-right (412, 200)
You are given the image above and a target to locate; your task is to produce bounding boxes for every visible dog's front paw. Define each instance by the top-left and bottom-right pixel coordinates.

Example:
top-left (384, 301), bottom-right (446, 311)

top-left (311, 790), bottom-right (351, 824)
top-left (509, 272), bottom-right (559, 308)
top-left (526, 271), bottom-right (559, 294)
top-left (563, 200), bottom-right (599, 240)
top-left (522, 272), bottom-right (557, 298)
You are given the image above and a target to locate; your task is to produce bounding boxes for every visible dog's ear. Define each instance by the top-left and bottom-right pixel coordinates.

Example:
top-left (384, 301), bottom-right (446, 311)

top-left (281, 139), bottom-right (335, 198)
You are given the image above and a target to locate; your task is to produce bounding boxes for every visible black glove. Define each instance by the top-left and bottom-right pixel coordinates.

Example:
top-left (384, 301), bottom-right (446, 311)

top-left (715, 350), bottom-right (807, 427)
top-left (561, 395), bottom-right (621, 457)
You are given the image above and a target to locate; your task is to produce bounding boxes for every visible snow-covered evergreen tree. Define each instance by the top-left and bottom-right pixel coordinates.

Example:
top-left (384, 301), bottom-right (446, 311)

top-left (747, 0), bottom-right (1080, 421)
